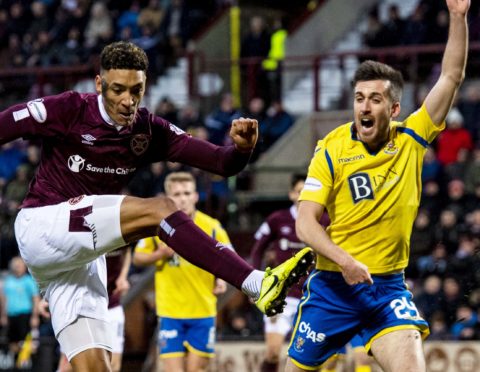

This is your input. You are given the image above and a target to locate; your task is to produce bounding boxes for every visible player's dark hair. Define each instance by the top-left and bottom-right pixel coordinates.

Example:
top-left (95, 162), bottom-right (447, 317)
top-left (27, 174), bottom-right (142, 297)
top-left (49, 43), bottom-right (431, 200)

top-left (352, 60), bottom-right (404, 102)
top-left (291, 173), bottom-right (307, 189)
top-left (100, 41), bottom-right (148, 72)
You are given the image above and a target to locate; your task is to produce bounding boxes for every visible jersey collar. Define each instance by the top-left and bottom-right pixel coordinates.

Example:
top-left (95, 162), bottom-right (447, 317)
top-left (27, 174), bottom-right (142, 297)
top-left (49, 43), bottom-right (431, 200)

top-left (97, 95), bottom-right (123, 131)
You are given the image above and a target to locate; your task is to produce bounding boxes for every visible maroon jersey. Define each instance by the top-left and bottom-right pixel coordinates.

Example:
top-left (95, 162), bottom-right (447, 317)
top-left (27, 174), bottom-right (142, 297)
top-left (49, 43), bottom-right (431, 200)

top-left (106, 247), bottom-right (129, 308)
top-left (251, 206), bottom-right (330, 298)
top-left (0, 92), bottom-right (251, 208)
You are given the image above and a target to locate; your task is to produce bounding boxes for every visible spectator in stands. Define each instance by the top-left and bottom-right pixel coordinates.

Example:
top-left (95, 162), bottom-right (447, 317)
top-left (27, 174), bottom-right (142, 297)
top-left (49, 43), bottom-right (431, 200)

top-left (154, 96), bottom-right (178, 124)
top-left (1, 256), bottom-right (40, 359)
top-left (27, 1), bottom-right (51, 37)
top-left (408, 209), bottom-right (434, 278)
top-left (428, 311), bottom-right (452, 341)
top-left (442, 277), bottom-right (464, 326)
top-left (414, 275), bottom-right (445, 324)
top-left (159, 0), bottom-right (191, 69)
top-left (258, 100), bottom-right (294, 155)
top-left (445, 179), bottom-right (469, 219)
top-left (138, 0), bottom-right (164, 31)
top-left (133, 172), bottom-right (231, 371)
top-left (84, 2), bottom-right (114, 53)
top-left (402, 4), bottom-right (428, 45)
top-left (436, 107), bottom-right (473, 168)
top-left (458, 84), bottom-right (480, 142)
top-left (262, 17), bottom-right (287, 105)
top-left (450, 303), bottom-right (478, 340)
top-left (177, 100), bottom-right (204, 131)
top-left (362, 9), bottom-right (384, 48)
top-left (448, 232), bottom-right (480, 293)
top-left (205, 92), bottom-right (242, 146)
top-left (241, 15), bottom-right (271, 102)
top-left (433, 208), bottom-right (462, 254)
top-left (416, 242), bottom-right (449, 281)
top-left (422, 147), bottom-right (442, 184)
top-left (116, 1), bottom-right (141, 40)
top-left (420, 180), bottom-right (443, 222)
top-left (381, 5), bottom-right (406, 46)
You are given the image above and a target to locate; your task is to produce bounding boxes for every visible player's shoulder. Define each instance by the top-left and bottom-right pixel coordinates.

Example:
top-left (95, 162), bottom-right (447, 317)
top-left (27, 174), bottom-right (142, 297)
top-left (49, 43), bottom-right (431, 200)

top-left (313, 122), bottom-right (352, 155)
top-left (323, 122), bottom-right (352, 144)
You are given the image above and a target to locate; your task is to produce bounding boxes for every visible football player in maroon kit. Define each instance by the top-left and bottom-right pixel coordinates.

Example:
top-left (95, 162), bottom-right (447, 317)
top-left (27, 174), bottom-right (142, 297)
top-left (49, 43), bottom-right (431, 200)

top-left (251, 174), bottom-right (328, 372)
top-left (2, 41), bottom-right (314, 371)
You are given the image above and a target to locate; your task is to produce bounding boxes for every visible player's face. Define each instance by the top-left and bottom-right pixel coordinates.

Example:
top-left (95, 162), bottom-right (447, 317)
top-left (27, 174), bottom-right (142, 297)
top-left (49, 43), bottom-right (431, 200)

top-left (353, 80), bottom-right (400, 151)
top-left (166, 181), bottom-right (199, 217)
top-left (289, 180), bottom-right (305, 206)
top-left (95, 69), bottom-right (146, 126)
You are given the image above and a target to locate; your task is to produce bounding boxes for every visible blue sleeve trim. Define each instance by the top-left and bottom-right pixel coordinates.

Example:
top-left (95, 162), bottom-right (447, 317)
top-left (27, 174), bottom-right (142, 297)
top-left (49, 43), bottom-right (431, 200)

top-left (396, 127), bottom-right (429, 147)
top-left (325, 149), bottom-right (334, 179)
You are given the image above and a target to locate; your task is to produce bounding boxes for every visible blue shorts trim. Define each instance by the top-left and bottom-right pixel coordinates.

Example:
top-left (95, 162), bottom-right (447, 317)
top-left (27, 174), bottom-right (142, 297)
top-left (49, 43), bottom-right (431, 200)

top-left (158, 317), bottom-right (216, 357)
top-left (288, 270), bottom-right (429, 368)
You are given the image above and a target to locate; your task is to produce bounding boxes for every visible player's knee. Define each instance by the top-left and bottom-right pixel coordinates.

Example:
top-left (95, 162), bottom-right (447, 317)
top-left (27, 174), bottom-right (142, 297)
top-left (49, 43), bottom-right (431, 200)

top-left (149, 195), bottom-right (178, 219)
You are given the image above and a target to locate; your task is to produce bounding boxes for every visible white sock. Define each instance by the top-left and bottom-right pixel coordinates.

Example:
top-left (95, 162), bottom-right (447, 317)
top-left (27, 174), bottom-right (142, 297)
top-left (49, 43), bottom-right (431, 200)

top-left (241, 269), bottom-right (265, 300)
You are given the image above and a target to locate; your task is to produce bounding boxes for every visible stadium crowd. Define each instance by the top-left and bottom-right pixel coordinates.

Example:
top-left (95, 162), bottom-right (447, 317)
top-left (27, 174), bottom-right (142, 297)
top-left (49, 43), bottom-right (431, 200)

top-left (0, 0), bottom-right (479, 370)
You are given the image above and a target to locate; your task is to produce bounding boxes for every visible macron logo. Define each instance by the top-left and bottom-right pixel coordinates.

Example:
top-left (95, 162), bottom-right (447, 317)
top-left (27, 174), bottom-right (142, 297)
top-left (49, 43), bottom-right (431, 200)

top-left (81, 134), bottom-right (97, 145)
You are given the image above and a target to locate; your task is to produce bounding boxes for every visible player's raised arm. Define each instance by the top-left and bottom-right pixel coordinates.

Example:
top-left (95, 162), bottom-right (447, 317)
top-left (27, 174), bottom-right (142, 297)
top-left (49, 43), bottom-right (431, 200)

top-left (424, 0), bottom-right (470, 125)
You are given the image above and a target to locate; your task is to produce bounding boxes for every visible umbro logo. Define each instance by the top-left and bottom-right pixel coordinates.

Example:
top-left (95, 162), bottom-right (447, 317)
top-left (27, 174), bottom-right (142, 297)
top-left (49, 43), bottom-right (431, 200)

top-left (81, 134), bottom-right (97, 145)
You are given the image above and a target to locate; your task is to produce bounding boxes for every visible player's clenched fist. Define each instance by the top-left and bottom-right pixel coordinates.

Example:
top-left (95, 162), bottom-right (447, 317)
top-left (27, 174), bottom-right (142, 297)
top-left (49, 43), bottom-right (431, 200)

top-left (230, 117), bottom-right (258, 152)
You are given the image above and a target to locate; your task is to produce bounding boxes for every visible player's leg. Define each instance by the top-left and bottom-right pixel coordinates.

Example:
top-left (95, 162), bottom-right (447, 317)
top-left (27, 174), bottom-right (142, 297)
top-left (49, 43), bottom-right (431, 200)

top-left (370, 329), bottom-right (425, 372)
top-left (69, 349), bottom-right (112, 372)
top-left (158, 317), bottom-right (187, 371)
top-left (58, 317), bottom-right (113, 372)
top-left (120, 195), bottom-right (315, 315)
top-left (262, 297), bottom-right (300, 371)
top-left (361, 274), bottom-right (428, 372)
top-left (185, 353), bottom-right (210, 372)
top-left (108, 305), bottom-right (125, 372)
top-left (350, 334), bottom-right (372, 372)
top-left (184, 317), bottom-right (215, 372)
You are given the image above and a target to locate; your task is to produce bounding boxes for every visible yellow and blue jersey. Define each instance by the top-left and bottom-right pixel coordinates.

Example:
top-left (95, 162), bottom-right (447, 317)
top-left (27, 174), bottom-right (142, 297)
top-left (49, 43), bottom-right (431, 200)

top-left (135, 210), bottom-right (232, 318)
top-left (300, 105), bottom-right (444, 274)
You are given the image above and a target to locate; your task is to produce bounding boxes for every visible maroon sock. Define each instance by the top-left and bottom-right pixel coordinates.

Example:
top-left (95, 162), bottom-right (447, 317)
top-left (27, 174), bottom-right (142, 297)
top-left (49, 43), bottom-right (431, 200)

top-left (158, 211), bottom-right (254, 289)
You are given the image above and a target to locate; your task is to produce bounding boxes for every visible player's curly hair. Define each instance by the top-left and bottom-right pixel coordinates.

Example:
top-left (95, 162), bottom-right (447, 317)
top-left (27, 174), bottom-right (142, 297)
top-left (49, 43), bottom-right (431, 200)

top-left (352, 60), bottom-right (404, 102)
top-left (100, 41), bottom-right (149, 72)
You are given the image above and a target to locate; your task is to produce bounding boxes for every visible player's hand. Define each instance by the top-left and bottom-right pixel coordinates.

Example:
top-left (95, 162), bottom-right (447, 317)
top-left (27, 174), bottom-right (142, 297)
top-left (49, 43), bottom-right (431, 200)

top-left (113, 277), bottom-right (130, 297)
top-left (230, 117), bottom-right (258, 152)
top-left (446, 0), bottom-right (470, 15)
top-left (155, 242), bottom-right (175, 260)
top-left (213, 279), bottom-right (227, 295)
top-left (37, 299), bottom-right (50, 319)
top-left (340, 257), bottom-right (373, 286)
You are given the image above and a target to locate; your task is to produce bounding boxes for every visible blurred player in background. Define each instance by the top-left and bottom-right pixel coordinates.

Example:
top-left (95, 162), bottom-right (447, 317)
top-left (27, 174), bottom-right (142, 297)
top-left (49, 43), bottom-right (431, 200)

top-left (286, 0), bottom-right (470, 371)
top-left (251, 174), bottom-right (328, 372)
top-left (0, 40), bottom-right (313, 371)
top-left (134, 172), bottom-right (230, 371)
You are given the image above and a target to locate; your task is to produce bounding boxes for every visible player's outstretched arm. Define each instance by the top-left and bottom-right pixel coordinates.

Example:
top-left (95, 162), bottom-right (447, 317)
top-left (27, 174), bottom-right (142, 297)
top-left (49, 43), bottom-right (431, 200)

top-left (424, 0), bottom-right (470, 125)
top-left (296, 200), bottom-right (373, 285)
